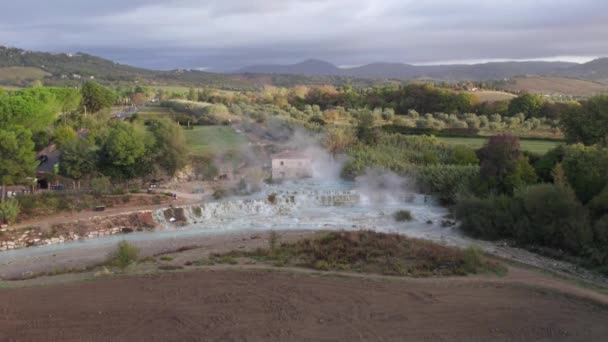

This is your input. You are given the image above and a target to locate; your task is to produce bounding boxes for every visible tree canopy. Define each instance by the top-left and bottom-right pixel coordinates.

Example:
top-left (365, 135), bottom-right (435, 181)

top-left (0, 126), bottom-right (37, 199)
top-left (81, 81), bottom-right (117, 113)
top-left (560, 95), bottom-right (608, 145)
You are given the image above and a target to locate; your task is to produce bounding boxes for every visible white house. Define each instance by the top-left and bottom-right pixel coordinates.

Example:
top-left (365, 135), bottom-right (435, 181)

top-left (271, 151), bottom-right (313, 180)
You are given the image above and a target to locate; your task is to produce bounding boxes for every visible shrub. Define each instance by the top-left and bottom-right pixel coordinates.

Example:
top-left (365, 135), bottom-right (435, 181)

top-left (269, 230), bottom-right (279, 254)
top-left (515, 184), bottom-right (592, 254)
top-left (416, 165), bottom-right (479, 204)
top-left (90, 176), bottom-right (111, 196)
top-left (108, 241), bottom-right (140, 269)
top-left (267, 193), bottom-right (277, 204)
top-left (561, 144), bottom-right (608, 204)
top-left (212, 188), bottom-right (226, 200)
top-left (454, 195), bottom-right (520, 240)
top-left (0, 199), bottom-right (20, 224)
top-left (462, 246), bottom-right (485, 273)
top-left (394, 210), bottom-right (413, 222)
top-left (448, 145), bottom-right (479, 165)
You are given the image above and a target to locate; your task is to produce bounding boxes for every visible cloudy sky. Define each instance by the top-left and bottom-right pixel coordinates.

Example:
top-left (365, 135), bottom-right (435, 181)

top-left (0, 0), bottom-right (606, 71)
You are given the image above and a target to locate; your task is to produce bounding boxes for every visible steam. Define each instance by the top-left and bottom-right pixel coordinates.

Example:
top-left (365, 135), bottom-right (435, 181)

top-left (355, 169), bottom-right (417, 206)
top-left (284, 129), bottom-right (345, 181)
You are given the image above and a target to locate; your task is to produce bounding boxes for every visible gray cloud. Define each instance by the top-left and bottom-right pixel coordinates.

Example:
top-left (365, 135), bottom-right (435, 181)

top-left (0, 0), bottom-right (606, 70)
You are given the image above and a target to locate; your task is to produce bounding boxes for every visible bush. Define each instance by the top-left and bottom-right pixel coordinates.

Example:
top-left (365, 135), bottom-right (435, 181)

top-left (417, 165), bottom-right (479, 204)
top-left (456, 184), bottom-right (594, 255)
top-left (561, 144), bottom-right (608, 204)
top-left (90, 176), bottom-right (111, 196)
top-left (462, 246), bottom-right (485, 274)
top-left (454, 195), bottom-right (520, 240)
top-left (515, 184), bottom-right (592, 254)
top-left (394, 210), bottom-right (413, 222)
top-left (448, 145), bottom-right (479, 165)
top-left (108, 241), bottom-right (140, 269)
top-left (0, 199), bottom-right (20, 224)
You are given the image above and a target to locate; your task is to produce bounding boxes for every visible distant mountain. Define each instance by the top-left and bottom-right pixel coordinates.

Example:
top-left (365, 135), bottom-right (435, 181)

top-left (242, 59), bottom-right (342, 75)
top-left (0, 46), bottom-right (257, 89)
top-left (0, 46), bottom-right (384, 89)
top-left (3, 45), bottom-right (608, 90)
top-left (239, 58), bottom-right (608, 83)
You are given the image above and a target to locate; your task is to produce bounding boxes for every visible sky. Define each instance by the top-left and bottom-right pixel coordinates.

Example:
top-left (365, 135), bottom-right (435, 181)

top-left (0, 0), bottom-right (606, 71)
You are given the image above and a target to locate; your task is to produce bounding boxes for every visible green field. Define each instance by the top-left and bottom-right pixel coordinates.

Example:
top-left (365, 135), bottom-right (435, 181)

top-left (437, 136), bottom-right (561, 154)
top-left (136, 105), bottom-right (174, 120)
top-left (0, 67), bottom-right (50, 83)
top-left (150, 85), bottom-right (192, 94)
top-left (184, 126), bottom-right (247, 155)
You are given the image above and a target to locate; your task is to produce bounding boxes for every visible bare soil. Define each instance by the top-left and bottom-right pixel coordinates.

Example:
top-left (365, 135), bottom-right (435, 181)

top-left (0, 269), bottom-right (607, 342)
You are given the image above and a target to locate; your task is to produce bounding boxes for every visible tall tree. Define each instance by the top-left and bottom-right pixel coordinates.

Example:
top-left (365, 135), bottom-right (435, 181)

top-left (0, 127), bottom-right (38, 201)
top-left (476, 134), bottom-right (536, 194)
top-left (508, 93), bottom-right (543, 118)
top-left (560, 95), bottom-right (608, 145)
top-left (147, 118), bottom-right (188, 176)
top-left (59, 138), bottom-right (98, 189)
top-left (81, 81), bottom-right (116, 113)
top-left (98, 122), bottom-right (148, 183)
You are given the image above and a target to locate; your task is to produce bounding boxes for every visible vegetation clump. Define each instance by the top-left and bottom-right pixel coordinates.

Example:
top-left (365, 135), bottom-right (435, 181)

top-left (211, 231), bottom-right (504, 277)
top-left (107, 241), bottom-right (140, 269)
top-left (393, 210), bottom-right (413, 222)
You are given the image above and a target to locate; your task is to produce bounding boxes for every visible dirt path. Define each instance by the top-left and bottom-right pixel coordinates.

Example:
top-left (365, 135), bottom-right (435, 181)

top-left (12, 196), bottom-right (193, 231)
top-left (0, 269), bottom-right (607, 342)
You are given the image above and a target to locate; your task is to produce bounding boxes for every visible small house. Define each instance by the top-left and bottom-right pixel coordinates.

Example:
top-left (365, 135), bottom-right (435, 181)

top-left (271, 151), bottom-right (313, 180)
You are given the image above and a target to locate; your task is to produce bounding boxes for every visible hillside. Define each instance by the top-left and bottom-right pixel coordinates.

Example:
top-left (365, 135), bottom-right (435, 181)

top-left (504, 76), bottom-right (608, 97)
top-left (0, 66), bottom-right (50, 83)
top-left (0, 46), bottom-right (384, 89)
top-left (239, 58), bottom-right (608, 83)
top-left (0, 46), bottom-right (256, 89)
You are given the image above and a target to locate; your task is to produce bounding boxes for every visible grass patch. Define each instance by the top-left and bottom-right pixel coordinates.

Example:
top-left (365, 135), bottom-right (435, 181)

top-left (0, 66), bottom-right (50, 82)
top-left (107, 241), bottom-right (140, 269)
top-left (437, 136), bottom-right (560, 154)
top-left (394, 210), bottom-right (413, 222)
top-left (159, 256), bottom-right (174, 262)
top-left (184, 126), bottom-right (247, 156)
top-left (212, 230), bottom-right (505, 277)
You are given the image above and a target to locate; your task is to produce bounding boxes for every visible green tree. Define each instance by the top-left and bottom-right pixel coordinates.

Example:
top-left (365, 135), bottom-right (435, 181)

top-left (0, 127), bottom-right (38, 201)
top-left (0, 199), bottom-right (20, 224)
top-left (515, 184), bottom-right (592, 254)
top-left (561, 144), bottom-right (608, 203)
top-left (560, 95), bottom-right (608, 145)
top-left (323, 126), bottom-right (355, 156)
top-left (147, 118), bottom-right (188, 176)
top-left (508, 93), bottom-right (543, 118)
top-left (53, 126), bottom-right (78, 149)
top-left (59, 138), bottom-right (98, 189)
top-left (99, 122), bottom-right (147, 182)
top-left (475, 134), bottom-right (536, 194)
top-left (187, 88), bottom-right (197, 101)
top-left (356, 111), bottom-right (378, 145)
top-left (0, 87), bottom-right (61, 134)
top-left (81, 81), bottom-right (116, 113)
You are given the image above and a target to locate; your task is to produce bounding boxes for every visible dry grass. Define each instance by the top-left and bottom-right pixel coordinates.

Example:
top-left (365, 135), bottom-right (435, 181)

top-left (505, 76), bottom-right (608, 97)
top-left (207, 230), bottom-right (506, 277)
top-left (467, 90), bottom-right (516, 102)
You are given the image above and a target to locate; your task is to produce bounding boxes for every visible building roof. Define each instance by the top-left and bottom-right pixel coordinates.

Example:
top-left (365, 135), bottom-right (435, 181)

top-left (272, 150), bottom-right (311, 160)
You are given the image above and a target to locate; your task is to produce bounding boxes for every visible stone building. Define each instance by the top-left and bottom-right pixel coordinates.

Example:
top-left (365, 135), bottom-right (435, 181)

top-left (271, 151), bottom-right (313, 180)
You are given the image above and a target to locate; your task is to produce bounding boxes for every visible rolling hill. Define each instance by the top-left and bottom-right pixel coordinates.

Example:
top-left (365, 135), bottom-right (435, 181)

top-left (0, 46), bottom-right (258, 89)
top-left (2, 45), bottom-right (608, 95)
top-left (0, 46), bottom-right (383, 89)
top-left (239, 59), bottom-right (608, 84)
top-left (504, 76), bottom-right (608, 97)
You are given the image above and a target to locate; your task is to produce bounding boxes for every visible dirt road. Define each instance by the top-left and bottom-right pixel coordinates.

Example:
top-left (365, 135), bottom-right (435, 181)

top-left (1, 269), bottom-right (607, 341)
